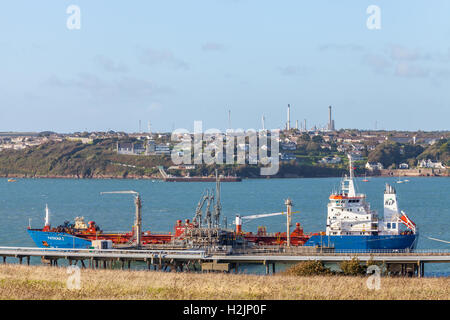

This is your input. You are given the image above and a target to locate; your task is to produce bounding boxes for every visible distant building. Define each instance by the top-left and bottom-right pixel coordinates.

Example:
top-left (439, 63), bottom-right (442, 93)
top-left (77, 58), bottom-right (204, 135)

top-left (389, 137), bottom-right (413, 144)
top-left (399, 163), bottom-right (409, 169)
top-left (280, 141), bottom-right (297, 151)
top-left (280, 153), bottom-right (296, 161)
top-left (349, 152), bottom-right (364, 161)
top-left (319, 156), bottom-right (341, 164)
top-left (168, 164), bottom-right (196, 170)
top-left (117, 142), bottom-right (134, 155)
top-left (147, 140), bottom-right (156, 154)
top-left (418, 159), bottom-right (445, 169)
top-left (154, 144), bottom-right (170, 155)
top-left (117, 140), bottom-right (169, 156)
top-left (365, 162), bottom-right (384, 171)
top-left (337, 145), bottom-right (349, 153)
top-left (66, 137), bottom-right (94, 144)
top-left (132, 143), bottom-right (145, 154)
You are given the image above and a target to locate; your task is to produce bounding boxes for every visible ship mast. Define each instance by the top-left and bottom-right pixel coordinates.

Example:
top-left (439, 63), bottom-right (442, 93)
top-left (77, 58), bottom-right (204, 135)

top-left (44, 204), bottom-right (51, 227)
top-left (342, 154), bottom-right (356, 197)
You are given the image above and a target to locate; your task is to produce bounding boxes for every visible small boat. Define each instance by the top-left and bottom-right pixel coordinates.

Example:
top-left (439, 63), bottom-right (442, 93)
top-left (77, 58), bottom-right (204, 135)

top-left (7, 178), bottom-right (17, 182)
top-left (362, 173), bottom-right (369, 182)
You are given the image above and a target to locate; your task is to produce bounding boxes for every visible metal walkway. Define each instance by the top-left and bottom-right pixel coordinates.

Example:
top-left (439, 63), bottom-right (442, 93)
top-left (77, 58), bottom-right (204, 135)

top-left (1, 246), bottom-right (449, 277)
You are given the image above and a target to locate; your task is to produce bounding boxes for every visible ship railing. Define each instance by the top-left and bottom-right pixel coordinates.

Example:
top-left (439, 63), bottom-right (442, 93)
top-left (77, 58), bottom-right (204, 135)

top-left (1, 246), bottom-right (449, 257)
top-left (325, 249), bottom-right (450, 255)
top-left (101, 230), bottom-right (173, 235)
top-left (225, 247), bottom-right (450, 256)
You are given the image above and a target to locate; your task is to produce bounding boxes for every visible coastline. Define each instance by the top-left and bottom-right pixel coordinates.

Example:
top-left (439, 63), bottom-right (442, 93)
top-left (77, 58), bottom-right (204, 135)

top-left (1, 172), bottom-right (448, 181)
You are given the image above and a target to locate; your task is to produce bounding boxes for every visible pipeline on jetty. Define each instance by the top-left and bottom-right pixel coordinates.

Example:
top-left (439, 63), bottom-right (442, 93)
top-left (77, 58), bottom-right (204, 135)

top-left (1, 246), bottom-right (449, 277)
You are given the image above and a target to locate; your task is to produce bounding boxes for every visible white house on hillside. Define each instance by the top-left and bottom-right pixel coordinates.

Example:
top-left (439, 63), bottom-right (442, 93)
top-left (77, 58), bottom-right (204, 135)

top-left (365, 162), bottom-right (384, 171)
top-left (418, 159), bottom-right (445, 169)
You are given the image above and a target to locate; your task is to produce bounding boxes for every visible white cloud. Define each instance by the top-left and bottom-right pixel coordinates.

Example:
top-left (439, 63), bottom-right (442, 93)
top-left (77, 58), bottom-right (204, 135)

top-left (362, 54), bottom-right (392, 73)
top-left (394, 62), bottom-right (429, 78)
top-left (138, 47), bottom-right (189, 70)
top-left (93, 55), bottom-right (129, 73)
top-left (202, 42), bottom-right (226, 52)
top-left (389, 44), bottom-right (430, 61)
top-left (278, 65), bottom-right (309, 76)
top-left (318, 44), bottom-right (364, 52)
top-left (44, 73), bottom-right (172, 100)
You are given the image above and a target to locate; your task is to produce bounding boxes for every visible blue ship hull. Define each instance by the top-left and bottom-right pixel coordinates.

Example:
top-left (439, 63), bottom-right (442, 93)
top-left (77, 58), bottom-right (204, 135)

top-left (27, 230), bottom-right (92, 249)
top-left (305, 233), bottom-right (418, 251)
top-left (27, 230), bottom-right (418, 251)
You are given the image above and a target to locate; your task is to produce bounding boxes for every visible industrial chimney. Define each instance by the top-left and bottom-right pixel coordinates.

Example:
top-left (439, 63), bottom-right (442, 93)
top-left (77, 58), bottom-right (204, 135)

top-left (328, 106), bottom-right (335, 131)
top-left (287, 104), bottom-right (291, 131)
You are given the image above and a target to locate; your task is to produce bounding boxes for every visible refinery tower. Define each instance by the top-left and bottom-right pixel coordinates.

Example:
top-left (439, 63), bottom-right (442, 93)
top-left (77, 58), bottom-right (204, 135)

top-left (328, 105), bottom-right (335, 131)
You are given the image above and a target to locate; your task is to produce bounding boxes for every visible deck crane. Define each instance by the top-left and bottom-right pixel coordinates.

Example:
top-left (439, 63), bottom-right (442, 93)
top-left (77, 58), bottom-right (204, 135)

top-left (204, 190), bottom-right (214, 229)
top-left (193, 191), bottom-right (209, 227)
top-left (236, 199), bottom-right (297, 246)
top-left (100, 191), bottom-right (142, 248)
top-left (193, 170), bottom-right (222, 229)
top-left (213, 169), bottom-right (222, 228)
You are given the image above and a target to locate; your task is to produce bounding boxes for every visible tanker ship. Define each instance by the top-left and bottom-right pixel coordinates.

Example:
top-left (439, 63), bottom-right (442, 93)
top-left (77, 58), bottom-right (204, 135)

top-left (27, 158), bottom-right (418, 251)
top-left (304, 156), bottom-right (418, 250)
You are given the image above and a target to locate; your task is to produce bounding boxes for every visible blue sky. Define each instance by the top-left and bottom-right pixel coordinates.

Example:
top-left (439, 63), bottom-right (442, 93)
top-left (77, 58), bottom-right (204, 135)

top-left (0, 0), bottom-right (449, 133)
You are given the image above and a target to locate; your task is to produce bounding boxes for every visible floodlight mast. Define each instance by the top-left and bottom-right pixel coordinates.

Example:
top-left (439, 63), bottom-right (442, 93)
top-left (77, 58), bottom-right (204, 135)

top-left (100, 191), bottom-right (142, 248)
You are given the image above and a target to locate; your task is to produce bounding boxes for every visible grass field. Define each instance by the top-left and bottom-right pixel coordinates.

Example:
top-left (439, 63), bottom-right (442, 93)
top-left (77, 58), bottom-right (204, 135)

top-left (0, 265), bottom-right (448, 300)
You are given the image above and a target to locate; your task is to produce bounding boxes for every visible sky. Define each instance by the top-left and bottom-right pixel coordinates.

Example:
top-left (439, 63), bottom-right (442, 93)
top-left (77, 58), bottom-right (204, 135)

top-left (0, 0), bottom-right (449, 133)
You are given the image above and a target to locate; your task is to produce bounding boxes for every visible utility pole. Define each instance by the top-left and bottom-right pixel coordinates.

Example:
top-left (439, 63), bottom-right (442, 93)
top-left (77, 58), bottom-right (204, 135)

top-left (285, 198), bottom-right (293, 247)
top-left (134, 194), bottom-right (142, 247)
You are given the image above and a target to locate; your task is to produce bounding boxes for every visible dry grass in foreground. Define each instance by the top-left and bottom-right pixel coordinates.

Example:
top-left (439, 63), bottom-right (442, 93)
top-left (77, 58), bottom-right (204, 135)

top-left (0, 264), bottom-right (448, 300)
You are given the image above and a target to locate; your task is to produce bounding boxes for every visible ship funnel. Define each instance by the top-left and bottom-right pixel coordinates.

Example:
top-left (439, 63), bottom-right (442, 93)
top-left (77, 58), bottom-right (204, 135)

top-left (235, 215), bottom-right (243, 234)
top-left (384, 184), bottom-right (398, 222)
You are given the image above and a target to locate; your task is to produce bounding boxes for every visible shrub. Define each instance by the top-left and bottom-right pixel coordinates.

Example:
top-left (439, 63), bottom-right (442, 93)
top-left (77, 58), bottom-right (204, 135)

top-left (283, 260), bottom-right (332, 276)
top-left (339, 257), bottom-right (366, 276)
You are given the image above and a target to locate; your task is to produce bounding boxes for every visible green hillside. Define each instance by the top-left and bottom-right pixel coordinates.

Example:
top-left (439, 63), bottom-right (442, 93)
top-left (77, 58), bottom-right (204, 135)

top-left (0, 139), bottom-right (347, 179)
top-left (0, 139), bottom-right (166, 178)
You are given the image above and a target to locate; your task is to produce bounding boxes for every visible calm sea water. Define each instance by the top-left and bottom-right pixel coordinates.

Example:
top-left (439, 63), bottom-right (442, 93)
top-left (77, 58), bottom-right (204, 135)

top-left (0, 177), bottom-right (448, 276)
